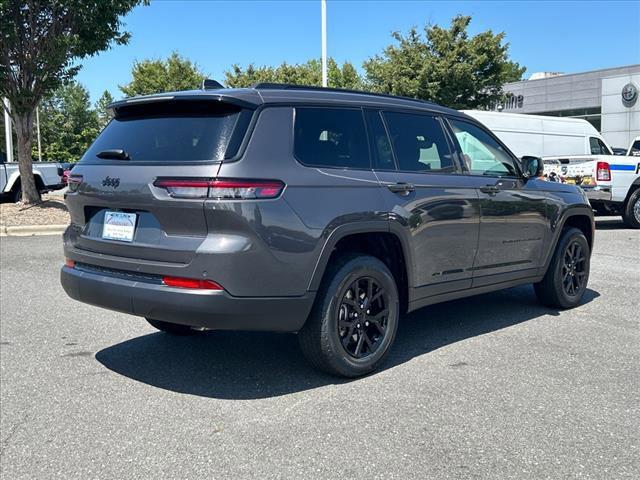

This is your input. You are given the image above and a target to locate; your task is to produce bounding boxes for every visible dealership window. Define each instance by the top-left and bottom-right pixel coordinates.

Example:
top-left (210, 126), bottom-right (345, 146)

top-left (294, 108), bottom-right (370, 169)
top-left (383, 112), bottom-right (455, 173)
top-left (449, 119), bottom-right (518, 177)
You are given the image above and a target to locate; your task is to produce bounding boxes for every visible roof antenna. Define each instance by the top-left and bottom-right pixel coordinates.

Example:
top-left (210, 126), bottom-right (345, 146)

top-left (202, 79), bottom-right (224, 90)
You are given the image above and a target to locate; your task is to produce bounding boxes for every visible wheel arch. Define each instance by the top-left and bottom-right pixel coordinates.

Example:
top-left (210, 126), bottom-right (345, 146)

top-left (623, 178), bottom-right (640, 206)
top-left (542, 205), bottom-right (594, 274)
top-left (308, 222), bottom-right (413, 314)
top-left (4, 170), bottom-right (21, 193)
top-left (6, 172), bottom-right (45, 192)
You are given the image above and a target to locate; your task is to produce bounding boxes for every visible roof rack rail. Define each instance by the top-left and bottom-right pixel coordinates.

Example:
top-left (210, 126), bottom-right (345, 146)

top-left (202, 79), bottom-right (225, 90)
top-left (251, 82), bottom-right (436, 106)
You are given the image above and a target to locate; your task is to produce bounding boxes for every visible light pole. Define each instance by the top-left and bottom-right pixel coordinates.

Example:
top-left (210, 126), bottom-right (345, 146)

top-left (321, 0), bottom-right (327, 87)
top-left (3, 98), bottom-right (13, 162)
top-left (36, 106), bottom-right (42, 161)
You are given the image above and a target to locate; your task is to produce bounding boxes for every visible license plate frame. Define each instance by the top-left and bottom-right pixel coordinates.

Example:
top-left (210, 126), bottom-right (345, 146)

top-left (102, 211), bottom-right (137, 243)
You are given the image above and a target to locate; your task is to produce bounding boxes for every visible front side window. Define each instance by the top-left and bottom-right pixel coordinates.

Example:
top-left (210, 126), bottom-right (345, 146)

top-left (383, 112), bottom-right (455, 173)
top-left (589, 137), bottom-right (612, 155)
top-left (449, 119), bottom-right (518, 177)
top-left (294, 108), bottom-right (369, 169)
top-left (630, 140), bottom-right (640, 156)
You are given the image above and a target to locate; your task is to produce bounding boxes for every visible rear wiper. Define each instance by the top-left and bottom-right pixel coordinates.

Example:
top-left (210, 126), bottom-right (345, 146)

top-left (96, 149), bottom-right (131, 160)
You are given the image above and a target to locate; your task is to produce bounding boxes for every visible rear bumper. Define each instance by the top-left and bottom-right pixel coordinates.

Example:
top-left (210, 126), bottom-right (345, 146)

top-left (60, 266), bottom-right (314, 332)
top-left (581, 185), bottom-right (612, 202)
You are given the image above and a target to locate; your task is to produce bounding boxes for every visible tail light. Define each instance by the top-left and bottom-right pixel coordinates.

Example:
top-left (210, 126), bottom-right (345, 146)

top-left (162, 276), bottom-right (223, 290)
top-left (67, 174), bottom-right (83, 192)
top-left (596, 162), bottom-right (611, 181)
top-left (65, 258), bottom-right (76, 268)
top-left (154, 178), bottom-right (285, 200)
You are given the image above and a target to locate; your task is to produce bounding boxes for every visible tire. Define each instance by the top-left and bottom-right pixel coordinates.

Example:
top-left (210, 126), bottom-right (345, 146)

top-left (534, 227), bottom-right (590, 309)
top-left (298, 254), bottom-right (399, 377)
top-left (622, 188), bottom-right (640, 229)
top-left (11, 185), bottom-right (22, 203)
top-left (145, 318), bottom-right (201, 336)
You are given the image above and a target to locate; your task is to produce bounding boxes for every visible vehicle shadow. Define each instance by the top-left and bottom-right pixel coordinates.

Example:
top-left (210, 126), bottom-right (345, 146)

top-left (594, 216), bottom-right (629, 230)
top-left (95, 285), bottom-right (599, 400)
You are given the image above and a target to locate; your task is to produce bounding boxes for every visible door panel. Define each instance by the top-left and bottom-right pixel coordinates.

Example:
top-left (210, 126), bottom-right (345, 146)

top-left (472, 176), bottom-right (549, 283)
top-left (367, 109), bottom-right (480, 296)
top-left (376, 171), bottom-right (481, 290)
top-left (446, 117), bottom-right (549, 284)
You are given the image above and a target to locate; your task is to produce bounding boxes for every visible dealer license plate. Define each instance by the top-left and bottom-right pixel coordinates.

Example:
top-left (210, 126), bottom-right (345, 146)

top-left (102, 211), bottom-right (137, 242)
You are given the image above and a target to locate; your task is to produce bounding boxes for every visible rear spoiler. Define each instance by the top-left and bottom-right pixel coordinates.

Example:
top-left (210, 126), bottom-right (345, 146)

top-left (107, 93), bottom-right (259, 118)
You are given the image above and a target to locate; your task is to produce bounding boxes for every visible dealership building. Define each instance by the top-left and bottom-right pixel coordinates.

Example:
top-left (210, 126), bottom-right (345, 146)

top-left (497, 64), bottom-right (640, 150)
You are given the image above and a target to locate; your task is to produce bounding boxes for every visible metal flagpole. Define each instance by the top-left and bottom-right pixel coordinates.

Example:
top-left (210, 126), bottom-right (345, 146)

top-left (321, 0), bottom-right (327, 87)
top-left (36, 106), bottom-right (42, 161)
top-left (3, 98), bottom-right (14, 162)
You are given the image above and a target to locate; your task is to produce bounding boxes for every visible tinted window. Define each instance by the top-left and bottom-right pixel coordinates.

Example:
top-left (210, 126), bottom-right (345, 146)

top-left (82, 101), bottom-right (247, 163)
top-left (364, 110), bottom-right (395, 170)
top-left (589, 137), bottom-right (612, 155)
top-left (631, 140), bottom-right (640, 156)
top-left (294, 108), bottom-right (369, 169)
top-left (383, 112), bottom-right (455, 173)
top-left (449, 119), bottom-right (518, 177)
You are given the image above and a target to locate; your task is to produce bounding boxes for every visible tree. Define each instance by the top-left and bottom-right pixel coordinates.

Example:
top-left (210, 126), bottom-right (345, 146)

top-left (35, 82), bottom-right (100, 163)
top-left (95, 90), bottom-right (115, 129)
top-left (1, 0), bottom-right (144, 204)
top-left (363, 15), bottom-right (525, 109)
top-left (119, 52), bottom-right (206, 97)
top-left (224, 58), bottom-right (364, 90)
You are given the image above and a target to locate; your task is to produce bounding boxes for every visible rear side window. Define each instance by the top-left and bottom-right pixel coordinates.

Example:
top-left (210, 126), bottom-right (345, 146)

top-left (364, 110), bottom-right (395, 170)
top-left (81, 101), bottom-right (250, 163)
top-left (294, 108), bottom-right (370, 169)
top-left (589, 137), bottom-right (612, 155)
top-left (383, 112), bottom-right (455, 173)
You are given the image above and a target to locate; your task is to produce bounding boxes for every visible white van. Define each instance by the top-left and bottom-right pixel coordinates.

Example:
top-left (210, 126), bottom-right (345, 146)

top-left (463, 110), bottom-right (640, 228)
top-left (462, 110), bottom-right (612, 158)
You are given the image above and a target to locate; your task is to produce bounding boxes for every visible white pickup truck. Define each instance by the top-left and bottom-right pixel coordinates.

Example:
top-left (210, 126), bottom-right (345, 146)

top-left (542, 145), bottom-right (640, 228)
top-left (0, 152), bottom-right (68, 202)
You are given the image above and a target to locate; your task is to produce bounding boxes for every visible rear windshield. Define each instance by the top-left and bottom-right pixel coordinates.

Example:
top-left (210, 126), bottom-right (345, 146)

top-left (81, 101), bottom-right (251, 163)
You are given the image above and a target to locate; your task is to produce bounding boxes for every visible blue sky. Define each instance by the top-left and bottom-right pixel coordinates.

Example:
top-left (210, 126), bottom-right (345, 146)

top-left (76, 0), bottom-right (640, 103)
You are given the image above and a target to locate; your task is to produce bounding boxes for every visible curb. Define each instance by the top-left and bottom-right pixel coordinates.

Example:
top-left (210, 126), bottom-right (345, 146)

top-left (0, 224), bottom-right (67, 237)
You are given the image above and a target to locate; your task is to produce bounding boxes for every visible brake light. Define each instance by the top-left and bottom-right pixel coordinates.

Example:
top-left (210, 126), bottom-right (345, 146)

top-left (153, 179), bottom-right (210, 198)
top-left (67, 174), bottom-right (83, 192)
top-left (596, 162), bottom-right (611, 181)
top-left (65, 258), bottom-right (76, 268)
top-left (162, 276), bottom-right (223, 290)
top-left (154, 178), bottom-right (285, 199)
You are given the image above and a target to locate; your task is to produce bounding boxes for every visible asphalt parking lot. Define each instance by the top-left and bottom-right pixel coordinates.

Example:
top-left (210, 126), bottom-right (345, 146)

top-left (1, 218), bottom-right (638, 479)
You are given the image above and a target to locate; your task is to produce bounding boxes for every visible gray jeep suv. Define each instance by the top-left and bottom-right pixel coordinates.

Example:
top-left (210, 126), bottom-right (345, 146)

top-left (61, 83), bottom-right (594, 377)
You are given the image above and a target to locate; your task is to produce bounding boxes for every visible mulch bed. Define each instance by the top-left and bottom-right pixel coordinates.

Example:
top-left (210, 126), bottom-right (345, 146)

top-left (0, 193), bottom-right (70, 227)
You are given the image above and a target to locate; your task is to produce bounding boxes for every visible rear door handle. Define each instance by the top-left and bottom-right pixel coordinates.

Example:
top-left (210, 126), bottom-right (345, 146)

top-left (387, 182), bottom-right (415, 194)
top-left (479, 185), bottom-right (500, 195)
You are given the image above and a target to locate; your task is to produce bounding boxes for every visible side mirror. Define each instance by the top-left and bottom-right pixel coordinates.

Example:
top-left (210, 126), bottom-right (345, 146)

top-left (521, 156), bottom-right (544, 179)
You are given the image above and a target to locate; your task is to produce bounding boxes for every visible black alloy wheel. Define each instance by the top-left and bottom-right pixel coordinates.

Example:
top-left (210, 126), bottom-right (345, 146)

top-left (534, 227), bottom-right (590, 309)
top-left (561, 240), bottom-right (587, 297)
top-left (338, 276), bottom-right (389, 359)
top-left (298, 254), bottom-right (399, 377)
